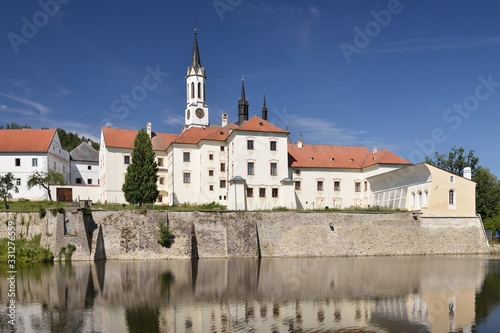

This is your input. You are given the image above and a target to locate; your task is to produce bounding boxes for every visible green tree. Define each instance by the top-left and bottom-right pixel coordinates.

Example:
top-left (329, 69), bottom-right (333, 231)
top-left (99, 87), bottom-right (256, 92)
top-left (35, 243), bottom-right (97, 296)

top-left (425, 146), bottom-right (479, 176)
top-left (27, 169), bottom-right (66, 201)
top-left (0, 173), bottom-right (18, 208)
top-left (122, 128), bottom-right (158, 206)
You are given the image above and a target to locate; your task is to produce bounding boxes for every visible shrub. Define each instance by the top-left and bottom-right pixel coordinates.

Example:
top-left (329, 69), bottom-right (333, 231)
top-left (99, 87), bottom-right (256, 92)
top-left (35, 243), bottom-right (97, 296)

top-left (158, 221), bottom-right (173, 248)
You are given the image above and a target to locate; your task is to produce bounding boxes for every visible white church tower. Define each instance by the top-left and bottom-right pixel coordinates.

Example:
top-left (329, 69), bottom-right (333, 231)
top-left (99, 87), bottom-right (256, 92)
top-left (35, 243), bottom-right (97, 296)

top-left (185, 29), bottom-right (209, 128)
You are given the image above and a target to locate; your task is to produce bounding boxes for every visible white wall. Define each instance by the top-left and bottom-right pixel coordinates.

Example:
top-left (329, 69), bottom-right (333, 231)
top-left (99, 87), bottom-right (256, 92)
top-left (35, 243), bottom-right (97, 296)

top-left (227, 131), bottom-right (289, 210)
top-left (71, 161), bottom-right (99, 185)
top-left (0, 153), bottom-right (49, 200)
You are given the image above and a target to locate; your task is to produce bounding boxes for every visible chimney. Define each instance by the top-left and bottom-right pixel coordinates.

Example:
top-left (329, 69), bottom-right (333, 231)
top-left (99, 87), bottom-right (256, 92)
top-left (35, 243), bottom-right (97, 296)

top-left (463, 167), bottom-right (472, 180)
top-left (373, 146), bottom-right (378, 153)
top-left (146, 122), bottom-right (152, 138)
top-left (222, 113), bottom-right (228, 127)
top-left (297, 134), bottom-right (303, 148)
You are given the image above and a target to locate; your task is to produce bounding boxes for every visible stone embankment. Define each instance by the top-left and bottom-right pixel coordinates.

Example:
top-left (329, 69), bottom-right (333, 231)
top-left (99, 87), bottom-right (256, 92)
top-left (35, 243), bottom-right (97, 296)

top-left (0, 210), bottom-right (490, 261)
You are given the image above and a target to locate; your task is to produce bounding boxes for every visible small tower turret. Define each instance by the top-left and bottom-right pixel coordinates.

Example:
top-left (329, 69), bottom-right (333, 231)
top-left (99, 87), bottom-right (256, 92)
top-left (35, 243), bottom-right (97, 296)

top-left (237, 78), bottom-right (249, 125)
top-left (261, 93), bottom-right (268, 121)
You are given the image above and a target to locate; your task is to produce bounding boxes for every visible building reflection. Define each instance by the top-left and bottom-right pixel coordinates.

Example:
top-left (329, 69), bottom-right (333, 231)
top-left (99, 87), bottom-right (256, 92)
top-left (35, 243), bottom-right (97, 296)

top-left (0, 256), bottom-right (490, 332)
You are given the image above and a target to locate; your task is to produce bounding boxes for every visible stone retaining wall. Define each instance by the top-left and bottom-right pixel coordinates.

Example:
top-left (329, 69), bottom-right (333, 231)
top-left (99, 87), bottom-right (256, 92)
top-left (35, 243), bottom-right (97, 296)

top-left (0, 211), bottom-right (490, 261)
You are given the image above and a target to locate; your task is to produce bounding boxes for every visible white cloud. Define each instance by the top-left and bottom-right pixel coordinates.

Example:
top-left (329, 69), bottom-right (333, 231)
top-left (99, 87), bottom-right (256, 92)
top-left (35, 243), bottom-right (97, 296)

top-left (0, 93), bottom-right (50, 116)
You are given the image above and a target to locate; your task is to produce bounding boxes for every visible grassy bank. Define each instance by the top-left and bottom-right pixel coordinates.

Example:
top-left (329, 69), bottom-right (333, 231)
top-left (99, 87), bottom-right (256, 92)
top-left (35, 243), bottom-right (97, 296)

top-left (0, 234), bottom-right (54, 263)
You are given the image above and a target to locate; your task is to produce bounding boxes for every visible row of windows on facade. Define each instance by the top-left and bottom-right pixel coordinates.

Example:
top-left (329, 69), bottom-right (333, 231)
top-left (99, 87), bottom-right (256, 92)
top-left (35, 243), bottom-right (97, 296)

top-left (124, 150), bottom-right (225, 166)
top-left (189, 82), bottom-right (205, 100)
top-left (14, 158), bottom-right (93, 171)
top-left (295, 180), bottom-right (368, 192)
top-left (247, 140), bottom-right (277, 151)
top-left (410, 189), bottom-right (456, 207)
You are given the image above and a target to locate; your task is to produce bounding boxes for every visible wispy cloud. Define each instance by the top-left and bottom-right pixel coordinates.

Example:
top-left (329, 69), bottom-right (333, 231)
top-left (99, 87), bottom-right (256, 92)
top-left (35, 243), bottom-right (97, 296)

top-left (0, 93), bottom-right (50, 117)
top-left (53, 87), bottom-right (73, 96)
top-left (367, 37), bottom-right (500, 54)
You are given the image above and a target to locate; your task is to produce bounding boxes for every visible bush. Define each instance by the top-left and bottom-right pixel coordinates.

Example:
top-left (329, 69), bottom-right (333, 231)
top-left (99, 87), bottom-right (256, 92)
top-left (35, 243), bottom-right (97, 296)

top-left (0, 234), bottom-right (54, 263)
top-left (58, 243), bottom-right (77, 261)
top-left (158, 221), bottom-right (173, 248)
top-left (39, 206), bottom-right (46, 218)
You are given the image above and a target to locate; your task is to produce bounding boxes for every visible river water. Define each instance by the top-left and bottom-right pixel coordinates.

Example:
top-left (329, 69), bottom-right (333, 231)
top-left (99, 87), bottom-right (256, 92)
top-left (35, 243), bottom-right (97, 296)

top-left (1, 256), bottom-right (500, 332)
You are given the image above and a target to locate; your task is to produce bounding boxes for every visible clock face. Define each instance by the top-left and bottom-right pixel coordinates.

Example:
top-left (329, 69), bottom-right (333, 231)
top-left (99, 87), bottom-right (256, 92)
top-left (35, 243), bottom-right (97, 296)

top-left (195, 108), bottom-right (205, 118)
top-left (186, 110), bottom-right (190, 120)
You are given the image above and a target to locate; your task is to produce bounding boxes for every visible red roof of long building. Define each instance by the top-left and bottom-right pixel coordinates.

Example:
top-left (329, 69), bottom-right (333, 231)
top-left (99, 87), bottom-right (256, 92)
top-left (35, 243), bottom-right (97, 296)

top-left (288, 143), bottom-right (411, 169)
top-left (102, 127), bottom-right (177, 150)
top-left (0, 129), bottom-right (56, 153)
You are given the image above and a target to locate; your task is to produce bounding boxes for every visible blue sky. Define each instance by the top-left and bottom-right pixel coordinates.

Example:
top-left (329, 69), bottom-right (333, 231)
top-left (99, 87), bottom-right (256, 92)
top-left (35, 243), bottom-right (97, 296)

top-left (1, 0), bottom-right (500, 176)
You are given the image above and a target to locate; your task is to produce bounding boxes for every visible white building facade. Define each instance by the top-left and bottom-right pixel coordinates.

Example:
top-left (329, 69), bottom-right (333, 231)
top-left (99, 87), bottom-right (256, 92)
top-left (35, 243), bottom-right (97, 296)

top-left (97, 29), bottom-right (413, 210)
top-left (0, 129), bottom-right (70, 200)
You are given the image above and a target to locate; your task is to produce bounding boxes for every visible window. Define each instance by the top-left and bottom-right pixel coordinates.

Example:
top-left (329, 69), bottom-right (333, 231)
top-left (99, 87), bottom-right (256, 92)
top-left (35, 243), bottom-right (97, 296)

top-left (247, 140), bottom-right (254, 150)
top-left (259, 188), bottom-right (266, 198)
top-left (220, 180), bottom-right (226, 188)
top-left (88, 179), bottom-right (93, 185)
top-left (157, 158), bottom-right (163, 167)
top-left (54, 161), bottom-right (56, 169)
top-left (32, 158), bottom-right (38, 167)
top-left (272, 188), bottom-right (278, 198)
top-left (183, 172), bottom-right (190, 184)
top-left (124, 155), bottom-right (130, 164)
top-left (423, 191), bottom-right (428, 206)
top-left (63, 165), bottom-right (66, 174)
top-left (220, 163), bottom-right (226, 172)
top-left (191, 82), bottom-right (194, 98)
top-left (270, 141), bottom-right (277, 151)
top-left (197, 82), bottom-right (201, 98)
top-left (220, 146), bottom-right (225, 151)
top-left (247, 162), bottom-right (255, 175)
top-left (209, 154), bottom-right (214, 160)
top-left (15, 158), bottom-right (20, 167)
top-left (247, 187), bottom-right (253, 198)
top-left (209, 169), bottom-right (214, 177)
top-left (334, 181), bottom-right (340, 191)
top-left (16, 178), bottom-right (21, 186)
top-left (295, 181), bottom-right (301, 191)
top-left (158, 194), bottom-right (163, 203)
top-left (450, 175), bottom-right (455, 183)
top-left (209, 185), bottom-right (214, 191)
top-left (364, 181), bottom-right (368, 192)
top-left (159, 177), bottom-right (164, 185)
top-left (76, 178), bottom-right (82, 184)
top-left (449, 190), bottom-right (455, 205)
top-left (355, 182), bottom-right (361, 192)
top-left (317, 181), bottom-right (323, 191)
top-left (183, 152), bottom-right (190, 162)
top-left (270, 162), bottom-right (277, 176)
top-left (88, 165), bottom-right (92, 170)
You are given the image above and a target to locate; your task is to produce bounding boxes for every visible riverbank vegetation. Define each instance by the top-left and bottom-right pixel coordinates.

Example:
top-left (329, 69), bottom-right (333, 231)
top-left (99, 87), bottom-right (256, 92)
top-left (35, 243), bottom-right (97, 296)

top-left (0, 235), bottom-right (54, 263)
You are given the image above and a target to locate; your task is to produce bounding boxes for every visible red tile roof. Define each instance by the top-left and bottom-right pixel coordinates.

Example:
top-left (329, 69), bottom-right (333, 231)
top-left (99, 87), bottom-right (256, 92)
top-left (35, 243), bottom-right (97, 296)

top-left (102, 127), bottom-right (176, 151)
top-left (235, 116), bottom-right (288, 134)
top-left (172, 127), bottom-right (220, 145)
top-left (0, 129), bottom-right (56, 153)
top-left (288, 144), bottom-right (410, 169)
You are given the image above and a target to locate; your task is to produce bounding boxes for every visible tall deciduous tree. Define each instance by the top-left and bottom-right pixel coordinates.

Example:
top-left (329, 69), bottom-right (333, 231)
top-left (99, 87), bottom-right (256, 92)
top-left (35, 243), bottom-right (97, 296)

top-left (26, 169), bottom-right (66, 201)
top-left (0, 172), bottom-right (18, 208)
top-left (425, 146), bottom-right (479, 176)
top-left (122, 128), bottom-right (158, 206)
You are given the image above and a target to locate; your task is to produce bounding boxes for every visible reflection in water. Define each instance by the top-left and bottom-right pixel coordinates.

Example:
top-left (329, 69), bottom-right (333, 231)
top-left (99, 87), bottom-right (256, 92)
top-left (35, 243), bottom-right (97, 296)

top-left (1, 256), bottom-right (499, 332)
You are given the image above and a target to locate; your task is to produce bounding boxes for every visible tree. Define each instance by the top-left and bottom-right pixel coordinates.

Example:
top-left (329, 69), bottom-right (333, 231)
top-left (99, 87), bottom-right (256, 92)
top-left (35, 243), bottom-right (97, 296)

top-left (27, 169), bottom-right (66, 201)
top-left (122, 128), bottom-right (158, 206)
top-left (425, 146), bottom-right (479, 176)
top-left (0, 173), bottom-right (18, 208)
top-left (474, 167), bottom-right (500, 231)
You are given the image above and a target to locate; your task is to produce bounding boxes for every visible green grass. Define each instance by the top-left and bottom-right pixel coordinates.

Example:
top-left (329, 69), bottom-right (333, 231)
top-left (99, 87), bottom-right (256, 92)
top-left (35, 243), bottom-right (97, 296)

top-left (0, 200), bottom-right (66, 213)
top-left (0, 235), bottom-right (54, 263)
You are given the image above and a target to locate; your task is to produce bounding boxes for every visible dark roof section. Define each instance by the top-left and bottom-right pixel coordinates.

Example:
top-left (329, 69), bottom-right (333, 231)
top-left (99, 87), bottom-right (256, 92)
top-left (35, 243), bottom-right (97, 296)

top-left (191, 29), bottom-right (201, 70)
top-left (70, 142), bottom-right (99, 162)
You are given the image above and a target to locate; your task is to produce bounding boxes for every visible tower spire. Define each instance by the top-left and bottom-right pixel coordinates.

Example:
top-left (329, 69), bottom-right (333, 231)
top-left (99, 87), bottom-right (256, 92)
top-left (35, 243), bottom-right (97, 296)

top-left (261, 92), bottom-right (268, 121)
top-left (238, 77), bottom-right (249, 125)
top-left (191, 28), bottom-right (201, 70)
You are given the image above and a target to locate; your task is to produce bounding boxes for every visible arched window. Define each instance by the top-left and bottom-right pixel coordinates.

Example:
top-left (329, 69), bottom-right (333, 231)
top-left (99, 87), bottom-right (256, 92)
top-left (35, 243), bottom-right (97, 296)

top-left (449, 190), bottom-right (455, 205)
top-left (412, 192), bottom-right (416, 207)
top-left (417, 191), bottom-right (422, 209)
top-left (449, 175), bottom-right (455, 183)
top-left (423, 190), bottom-right (428, 207)
top-left (197, 82), bottom-right (201, 98)
top-left (203, 83), bottom-right (206, 102)
top-left (190, 82), bottom-right (194, 99)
